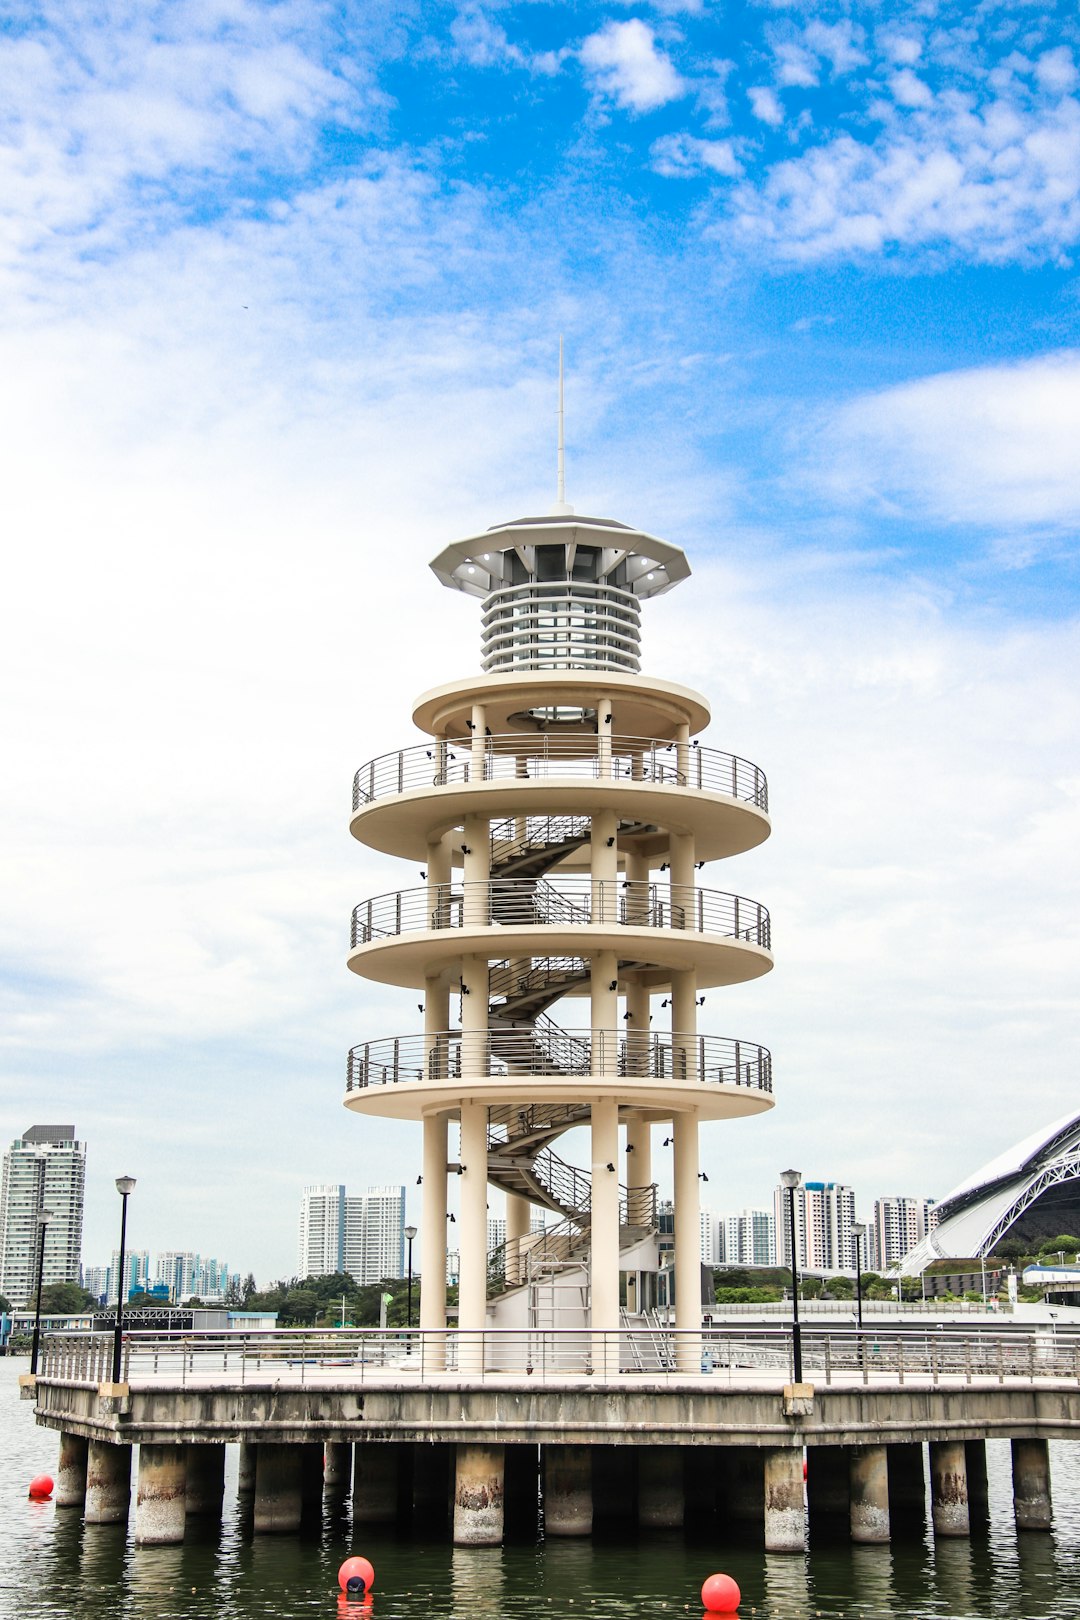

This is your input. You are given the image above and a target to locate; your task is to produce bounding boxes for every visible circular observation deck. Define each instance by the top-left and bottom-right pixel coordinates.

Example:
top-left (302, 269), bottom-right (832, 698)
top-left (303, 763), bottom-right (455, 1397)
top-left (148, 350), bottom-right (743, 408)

top-left (350, 734), bottom-right (770, 863)
top-left (412, 671), bottom-right (709, 741)
top-left (346, 879), bottom-right (773, 991)
top-left (342, 1028), bottom-right (774, 1122)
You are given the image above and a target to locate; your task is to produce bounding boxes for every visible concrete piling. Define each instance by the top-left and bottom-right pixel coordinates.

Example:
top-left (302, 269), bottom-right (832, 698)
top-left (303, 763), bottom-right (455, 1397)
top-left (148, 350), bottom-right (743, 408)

top-left (185, 1443), bottom-right (225, 1517)
top-left (929, 1441), bottom-right (969, 1538)
top-left (637, 1446), bottom-right (683, 1528)
top-left (849, 1445), bottom-right (890, 1544)
top-left (135, 1444), bottom-right (187, 1545)
top-left (763, 1448), bottom-right (806, 1553)
top-left (85, 1441), bottom-right (132, 1525)
top-left (55, 1432), bottom-right (88, 1509)
top-left (353, 1443), bottom-right (400, 1524)
top-left (543, 1444), bottom-right (592, 1537)
top-left (964, 1440), bottom-right (989, 1526)
top-left (238, 1440), bottom-right (257, 1496)
top-left (452, 1443), bottom-right (505, 1546)
top-left (1012, 1438), bottom-right (1052, 1532)
top-left (300, 1442), bottom-right (324, 1518)
top-left (324, 1442), bottom-right (352, 1494)
top-left (254, 1444), bottom-right (303, 1534)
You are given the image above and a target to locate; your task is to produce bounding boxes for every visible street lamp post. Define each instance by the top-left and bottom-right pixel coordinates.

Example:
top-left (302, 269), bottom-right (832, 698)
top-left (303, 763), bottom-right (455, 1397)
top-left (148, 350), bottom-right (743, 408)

top-left (404, 1225), bottom-right (417, 1330)
top-left (112, 1176), bottom-right (136, 1384)
top-left (29, 1209), bottom-right (55, 1376)
top-left (779, 1169), bottom-right (803, 1384)
top-left (851, 1220), bottom-right (866, 1333)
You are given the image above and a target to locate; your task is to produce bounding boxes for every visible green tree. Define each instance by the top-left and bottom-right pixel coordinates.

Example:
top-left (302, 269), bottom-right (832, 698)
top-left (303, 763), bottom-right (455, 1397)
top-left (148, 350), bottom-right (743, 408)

top-left (241, 1272), bottom-right (257, 1305)
top-left (40, 1281), bottom-right (97, 1313)
top-left (0, 1293), bottom-right (12, 1314)
top-left (126, 1290), bottom-right (163, 1309)
top-left (800, 1277), bottom-right (823, 1299)
top-left (825, 1276), bottom-right (854, 1299)
top-left (1038, 1235), bottom-right (1080, 1256)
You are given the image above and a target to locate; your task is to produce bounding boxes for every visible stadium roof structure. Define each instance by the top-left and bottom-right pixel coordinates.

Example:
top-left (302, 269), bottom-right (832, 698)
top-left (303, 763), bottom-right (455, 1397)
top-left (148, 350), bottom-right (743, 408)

top-left (900, 1110), bottom-right (1080, 1275)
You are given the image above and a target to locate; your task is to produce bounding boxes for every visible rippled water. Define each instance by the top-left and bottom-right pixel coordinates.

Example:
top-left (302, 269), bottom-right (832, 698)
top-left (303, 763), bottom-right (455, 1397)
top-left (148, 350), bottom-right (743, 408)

top-left (4, 1356), bottom-right (1080, 1619)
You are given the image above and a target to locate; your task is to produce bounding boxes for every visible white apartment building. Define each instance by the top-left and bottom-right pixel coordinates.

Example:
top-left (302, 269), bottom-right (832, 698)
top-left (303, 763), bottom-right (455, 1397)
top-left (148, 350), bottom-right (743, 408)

top-left (298, 1184), bottom-right (346, 1278)
top-left (0, 1125), bottom-right (86, 1306)
top-left (774, 1180), bottom-right (857, 1273)
top-left (874, 1196), bottom-right (937, 1271)
top-left (723, 1207), bottom-right (776, 1266)
top-left (299, 1183), bottom-right (406, 1285)
top-left (700, 1209), bottom-right (724, 1265)
top-left (108, 1248), bottom-right (150, 1305)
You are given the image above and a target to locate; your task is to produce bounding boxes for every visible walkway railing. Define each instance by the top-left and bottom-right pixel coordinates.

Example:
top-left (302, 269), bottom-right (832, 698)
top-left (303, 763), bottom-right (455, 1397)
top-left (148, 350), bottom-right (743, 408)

top-left (352, 735), bottom-right (768, 814)
top-left (37, 1325), bottom-right (1080, 1389)
top-left (345, 1030), bottom-right (773, 1094)
top-left (350, 880), bottom-right (771, 949)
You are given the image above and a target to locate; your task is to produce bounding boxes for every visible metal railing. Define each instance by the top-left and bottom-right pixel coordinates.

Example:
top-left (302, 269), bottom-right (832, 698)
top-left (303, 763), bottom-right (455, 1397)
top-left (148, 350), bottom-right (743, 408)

top-left (352, 734), bottom-right (768, 814)
top-left (36, 1324), bottom-right (1080, 1389)
top-left (345, 1030), bottom-right (773, 1094)
top-left (350, 879), bottom-right (771, 950)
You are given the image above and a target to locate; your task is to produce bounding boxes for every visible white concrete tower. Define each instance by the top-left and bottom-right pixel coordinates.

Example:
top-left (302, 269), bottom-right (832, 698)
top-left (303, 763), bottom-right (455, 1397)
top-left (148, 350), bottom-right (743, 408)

top-left (344, 492), bottom-right (774, 1369)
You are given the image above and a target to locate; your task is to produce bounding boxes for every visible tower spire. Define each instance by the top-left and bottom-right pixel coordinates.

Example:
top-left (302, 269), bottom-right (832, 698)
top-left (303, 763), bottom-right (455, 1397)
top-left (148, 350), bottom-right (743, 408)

top-left (551, 335), bottom-right (574, 516)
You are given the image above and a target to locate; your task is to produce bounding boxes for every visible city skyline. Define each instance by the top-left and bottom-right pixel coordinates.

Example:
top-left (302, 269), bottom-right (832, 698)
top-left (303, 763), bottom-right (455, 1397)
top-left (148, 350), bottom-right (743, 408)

top-left (3, 3), bottom-right (1078, 1280)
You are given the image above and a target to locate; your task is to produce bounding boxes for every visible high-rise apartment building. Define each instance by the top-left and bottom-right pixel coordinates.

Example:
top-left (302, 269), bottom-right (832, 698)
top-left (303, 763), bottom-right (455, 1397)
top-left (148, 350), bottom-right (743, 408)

top-left (774, 1179), bottom-right (857, 1273)
top-left (700, 1209), bottom-right (724, 1265)
top-left (873, 1196), bottom-right (937, 1271)
top-left (108, 1248), bottom-right (150, 1304)
top-left (723, 1208), bottom-right (776, 1266)
top-left (298, 1183), bottom-right (406, 1285)
top-left (0, 1125), bottom-right (86, 1306)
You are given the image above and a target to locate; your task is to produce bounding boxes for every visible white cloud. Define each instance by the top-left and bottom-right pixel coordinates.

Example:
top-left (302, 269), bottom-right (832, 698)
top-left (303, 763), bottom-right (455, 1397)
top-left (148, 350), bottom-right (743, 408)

top-left (651, 131), bottom-right (742, 178)
top-left (803, 19), bottom-right (867, 76)
top-left (450, 5), bottom-right (526, 69)
top-left (773, 42), bottom-right (818, 90)
top-left (814, 350), bottom-right (1080, 532)
top-left (1035, 46), bottom-right (1078, 95)
top-left (748, 84), bottom-right (784, 127)
top-left (579, 18), bottom-right (685, 113)
top-left (890, 68), bottom-right (933, 108)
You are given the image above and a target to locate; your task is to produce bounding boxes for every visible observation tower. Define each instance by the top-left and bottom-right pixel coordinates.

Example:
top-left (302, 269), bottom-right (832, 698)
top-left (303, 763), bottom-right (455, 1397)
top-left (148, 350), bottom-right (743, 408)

top-left (344, 444), bottom-right (775, 1371)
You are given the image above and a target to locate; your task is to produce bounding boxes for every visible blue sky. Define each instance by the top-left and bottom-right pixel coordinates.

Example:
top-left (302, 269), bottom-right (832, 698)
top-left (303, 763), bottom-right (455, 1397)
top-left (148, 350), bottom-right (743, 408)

top-left (2, 0), bottom-right (1079, 1281)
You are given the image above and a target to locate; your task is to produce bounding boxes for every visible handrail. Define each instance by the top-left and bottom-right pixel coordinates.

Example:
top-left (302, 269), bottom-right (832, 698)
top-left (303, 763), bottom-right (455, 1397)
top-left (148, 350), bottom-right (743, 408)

top-left (350, 879), bottom-right (771, 950)
top-left (352, 734), bottom-right (768, 814)
top-left (345, 1029), bottom-right (773, 1093)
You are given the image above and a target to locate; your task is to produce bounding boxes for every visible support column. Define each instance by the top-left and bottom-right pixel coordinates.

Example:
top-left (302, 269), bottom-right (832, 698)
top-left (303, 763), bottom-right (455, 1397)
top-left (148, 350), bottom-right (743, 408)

top-left (353, 1444), bottom-right (400, 1524)
top-left (55, 1431), bottom-right (88, 1509)
top-left (421, 1110), bottom-right (449, 1370)
top-left (457, 1098), bottom-right (489, 1360)
top-left (505, 1192), bottom-right (531, 1287)
top-left (324, 1442), bottom-right (352, 1495)
top-left (1012, 1438), bottom-right (1052, 1532)
top-left (590, 1096), bottom-right (620, 1374)
top-left (185, 1444), bottom-right (225, 1518)
top-left (929, 1441), bottom-right (970, 1538)
top-left (638, 1446), bottom-right (683, 1528)
top-left (672, 1110), bottom-right (701, 1370)
top-left (462, 817), bottom-right (490, 926)
top-left (453, 1443), bottom-right (504, 1546)
top-left (965, 1439), bottom-right (989, 1526)
top-left (625, 1115), bottom-right (652, 1229)
top-left (238, 1441), bottom-right (257, 1497)
top-left (85, 1441), bottom-right (131, 1525)
top-left (849, 1445), bottom-right (890, 1544)
top-left (763, 1448), bottom-right (806, 1553)
top-left (135, 1443), bottom-right (187, 1546)
top-left (254, 1445), bottom-right (302, 1535)
top-left (544, 1444), bottom-right (592, 1536)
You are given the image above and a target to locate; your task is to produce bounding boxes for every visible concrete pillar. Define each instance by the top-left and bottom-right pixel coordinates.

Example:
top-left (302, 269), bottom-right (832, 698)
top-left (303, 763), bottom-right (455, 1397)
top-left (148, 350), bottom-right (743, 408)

top-left (591, 948), bottom-right (619, 1077)
top-left (929, 1441), bottom-right (969, 1538)
top-left (324, 1442), bottom-right (352, 1494)
top-left (469, 702), bottom-right (487, 777)
top-left (590, 1095), bottom-right (620, 1372)
top-left (672, 1110), bottom-right (701, 1370)
top-left (185, 1443), bottom-right (225, 1517)
top-left (462, 815), bottom-right (490, 926)
top-left (300, 1442), bottom-right (324, 1518)
top-left (965, 1439), bottom-right (989, 1525)
top-left (55, 1431), bottom-right (88, 1509)
top-left (806, 1445), bottom-right (848, 1536)
top-left (238, 1441), bottom-right (257, 1496)
top-left (544, 1444), bottom-right (592, 1537)
top-left (458, 1098), bottom-right (489, 1356)
top-left (412, 1441), bottom-right (451, 1532)
top-left (453, 1443), bottom-right (504, 1546)
top-left (353, 1443), bottom-right (399, 1524)
top-left (135, 1443), bottom-right (187, 1546)
top-left (1012, 1438), bottom-right (1052, 1531)
top-left (85, 1440), bottom-right (131, 1525)
top-left (420, 1109), bottom-right (448, 1368)
top-left (638, 1445), bottom-right (683, 1528)
top-left (887, 1442), bottom-right (925, 1522)
top-left (718, 1448), bottom-right (764, 1542)
top-left (505, 1192), bottom-right (531, 1286)
top-left (849, 1445), bottom-right (890, 1544)
top-left (763, 1448), bottom-right (806, 1553)
top-left (254, 1445), bottom-right (302, 1534)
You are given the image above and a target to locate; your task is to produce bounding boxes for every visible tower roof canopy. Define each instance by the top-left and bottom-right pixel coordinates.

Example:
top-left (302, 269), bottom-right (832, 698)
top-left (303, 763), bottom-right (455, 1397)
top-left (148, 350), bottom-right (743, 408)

top-left (429, 513), bottom-right (691, 602)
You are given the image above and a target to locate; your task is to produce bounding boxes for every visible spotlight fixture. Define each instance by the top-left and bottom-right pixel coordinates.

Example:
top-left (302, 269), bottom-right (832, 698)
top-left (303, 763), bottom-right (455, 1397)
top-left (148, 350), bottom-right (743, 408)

top-left (416, 1175), bottom-right (423, 1185)
top-left (609, 980), bottom-right (618, 992)
top-left (606, 836), bottom-right (615, 847)
top-left (605, 1163), bottom-right (615, 1173)
top-left (662, 1137), bottom-right (672, 1147)
top-left (461, 843), bottom-right (471, 854)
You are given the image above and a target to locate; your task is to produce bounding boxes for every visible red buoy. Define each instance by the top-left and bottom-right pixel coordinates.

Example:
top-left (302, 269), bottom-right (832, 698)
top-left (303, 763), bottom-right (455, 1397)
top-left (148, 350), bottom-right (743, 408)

top-left (701, 1572), bottom-right (741, 1613)
top-left (338, 1556), bottom-right (375, 1597)
top-left (29, 1474), bottom-right (54, 1501)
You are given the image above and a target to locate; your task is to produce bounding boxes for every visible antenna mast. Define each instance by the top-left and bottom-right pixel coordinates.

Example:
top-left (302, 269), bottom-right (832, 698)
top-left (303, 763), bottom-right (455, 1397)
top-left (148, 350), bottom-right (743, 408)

top-left (551, 335), bottom-right (573, 516)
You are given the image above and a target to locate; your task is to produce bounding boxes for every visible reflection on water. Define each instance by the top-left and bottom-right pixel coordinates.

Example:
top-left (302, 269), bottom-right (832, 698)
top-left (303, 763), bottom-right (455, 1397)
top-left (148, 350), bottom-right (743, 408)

top-left (5, 1358), bottom-right (1080, 1620)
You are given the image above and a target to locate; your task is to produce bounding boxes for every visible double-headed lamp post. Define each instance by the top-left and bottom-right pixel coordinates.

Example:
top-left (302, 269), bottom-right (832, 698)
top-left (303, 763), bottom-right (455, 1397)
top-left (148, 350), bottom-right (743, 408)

top-left (851, 1220), bottom-right (866, 1331)
top-left (29, 1209), bottom-right (55, 1376)
top-left (779, 1169), bottom-right (803, 1384)
top-left (404, 1225), bottom-right (418, 1330)
top-left (112, 1176), bottom-right (136, 1384)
